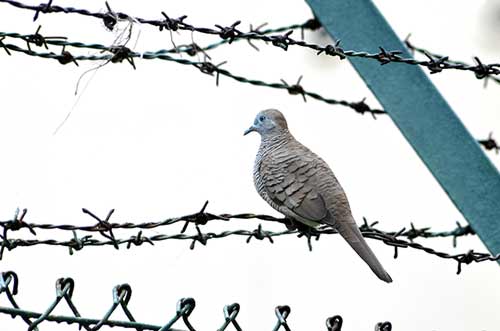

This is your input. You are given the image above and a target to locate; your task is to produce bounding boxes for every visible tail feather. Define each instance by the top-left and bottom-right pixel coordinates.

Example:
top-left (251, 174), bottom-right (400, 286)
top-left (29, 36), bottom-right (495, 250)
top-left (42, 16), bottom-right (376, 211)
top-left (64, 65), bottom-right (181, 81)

top-left (336, 220), bottom-right (393, 283)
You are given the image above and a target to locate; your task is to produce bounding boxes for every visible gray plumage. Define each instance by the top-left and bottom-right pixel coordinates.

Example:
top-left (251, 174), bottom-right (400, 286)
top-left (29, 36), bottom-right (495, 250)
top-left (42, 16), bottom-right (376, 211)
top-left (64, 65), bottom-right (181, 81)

top-left (244, 109), bottom-right (392, 283)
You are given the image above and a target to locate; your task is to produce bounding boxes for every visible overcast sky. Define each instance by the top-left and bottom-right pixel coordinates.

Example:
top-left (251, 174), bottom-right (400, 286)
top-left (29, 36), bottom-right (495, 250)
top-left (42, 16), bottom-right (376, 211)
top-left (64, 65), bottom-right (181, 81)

top-left (1, 0), bottom-right (499, 330)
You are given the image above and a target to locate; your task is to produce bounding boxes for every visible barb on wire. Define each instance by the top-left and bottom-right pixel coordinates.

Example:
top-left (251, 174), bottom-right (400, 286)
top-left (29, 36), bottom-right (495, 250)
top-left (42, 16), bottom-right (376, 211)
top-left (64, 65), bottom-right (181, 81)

top-left (1, 0), bottom-right (499, 85)
top-left (21, 24), bottom-right (66, 51)
top-left (0, 271), bottom-right (394, 331)
top-left (478, 132), bottom-right (499, 154)
top-left (0, 203), bottom-right (498, 275)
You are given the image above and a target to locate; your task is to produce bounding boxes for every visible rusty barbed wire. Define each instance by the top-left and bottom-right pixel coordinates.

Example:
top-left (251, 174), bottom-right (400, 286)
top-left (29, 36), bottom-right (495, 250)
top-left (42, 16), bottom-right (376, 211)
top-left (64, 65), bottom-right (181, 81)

top-left (0, 203), bottom-right (497, 275)
top-left (1, 0), bottom-right (499, 85)
top-left (0, 271), bottom-right (391, 331)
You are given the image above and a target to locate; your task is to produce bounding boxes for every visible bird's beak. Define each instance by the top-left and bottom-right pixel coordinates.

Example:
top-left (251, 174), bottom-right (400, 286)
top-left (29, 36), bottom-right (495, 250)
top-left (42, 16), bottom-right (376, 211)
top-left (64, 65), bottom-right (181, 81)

top-left (244, 125), bottom-right (256, 136)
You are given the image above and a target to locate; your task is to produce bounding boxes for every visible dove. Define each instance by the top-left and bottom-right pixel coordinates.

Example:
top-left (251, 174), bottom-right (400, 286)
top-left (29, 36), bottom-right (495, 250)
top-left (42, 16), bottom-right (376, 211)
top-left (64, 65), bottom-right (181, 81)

top-left (244, 109), bottom-right (392, 283)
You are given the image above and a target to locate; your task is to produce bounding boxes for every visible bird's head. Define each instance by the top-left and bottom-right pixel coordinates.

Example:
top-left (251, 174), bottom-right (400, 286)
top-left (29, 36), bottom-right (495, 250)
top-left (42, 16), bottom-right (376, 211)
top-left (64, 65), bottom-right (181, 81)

top-left (244, 109), bottom-right (288, 137)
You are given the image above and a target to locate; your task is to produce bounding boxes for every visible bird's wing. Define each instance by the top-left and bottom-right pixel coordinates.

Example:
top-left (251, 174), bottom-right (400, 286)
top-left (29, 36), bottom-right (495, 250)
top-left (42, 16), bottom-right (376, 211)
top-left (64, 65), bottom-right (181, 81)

top-left (261, 150), bottom-right (328, 222)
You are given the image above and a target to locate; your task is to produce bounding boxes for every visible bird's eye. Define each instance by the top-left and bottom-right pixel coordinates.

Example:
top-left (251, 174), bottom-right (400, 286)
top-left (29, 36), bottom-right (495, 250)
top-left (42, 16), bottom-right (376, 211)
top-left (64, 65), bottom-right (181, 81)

top-left (259, 116), bottom-right (265, 122)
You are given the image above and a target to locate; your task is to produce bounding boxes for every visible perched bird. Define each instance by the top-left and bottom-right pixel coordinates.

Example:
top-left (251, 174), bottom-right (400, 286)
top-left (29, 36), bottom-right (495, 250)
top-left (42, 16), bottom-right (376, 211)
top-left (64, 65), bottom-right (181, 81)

top-left (244, 109), bottom-right (392, 283)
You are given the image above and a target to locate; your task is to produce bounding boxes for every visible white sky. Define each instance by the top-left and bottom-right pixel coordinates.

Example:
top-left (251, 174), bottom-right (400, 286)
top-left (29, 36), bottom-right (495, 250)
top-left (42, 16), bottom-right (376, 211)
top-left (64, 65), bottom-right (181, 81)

top-left (0, 0), bottom-right (499, 330)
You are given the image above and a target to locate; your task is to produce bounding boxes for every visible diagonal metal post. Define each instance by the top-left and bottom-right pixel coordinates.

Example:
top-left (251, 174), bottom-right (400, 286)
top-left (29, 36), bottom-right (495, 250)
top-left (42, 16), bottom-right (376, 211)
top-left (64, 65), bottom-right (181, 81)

top-left (305, 0), bottom-right (500, 256)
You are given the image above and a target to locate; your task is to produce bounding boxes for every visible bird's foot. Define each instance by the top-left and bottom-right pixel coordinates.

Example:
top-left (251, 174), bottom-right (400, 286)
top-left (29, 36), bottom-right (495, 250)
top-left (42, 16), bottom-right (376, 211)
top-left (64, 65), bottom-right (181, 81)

top-left (295, 224), bottom-right (322, 252)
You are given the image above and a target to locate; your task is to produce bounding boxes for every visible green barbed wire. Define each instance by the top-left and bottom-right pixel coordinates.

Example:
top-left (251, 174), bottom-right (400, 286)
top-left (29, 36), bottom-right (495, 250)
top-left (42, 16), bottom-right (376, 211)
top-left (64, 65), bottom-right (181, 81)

top-left (1, 27), bottom-right (499, 147)
top-left (0, 30), bottom-right (385, 117)
top-left (1, 0), bottom-right (499, 84)
top-left (1, 205), bottom-right (497, 275)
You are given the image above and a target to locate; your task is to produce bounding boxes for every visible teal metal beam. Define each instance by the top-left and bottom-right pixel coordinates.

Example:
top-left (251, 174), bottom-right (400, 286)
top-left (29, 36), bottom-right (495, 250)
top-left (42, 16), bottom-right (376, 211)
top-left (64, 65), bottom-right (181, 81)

top-left (305, 0), bottom-right (500, 256)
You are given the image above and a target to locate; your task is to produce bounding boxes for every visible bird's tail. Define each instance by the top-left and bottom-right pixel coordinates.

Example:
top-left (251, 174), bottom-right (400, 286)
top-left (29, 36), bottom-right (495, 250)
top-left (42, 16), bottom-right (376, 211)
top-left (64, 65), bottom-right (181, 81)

top-left (336, 218), bottom-right (393, 283)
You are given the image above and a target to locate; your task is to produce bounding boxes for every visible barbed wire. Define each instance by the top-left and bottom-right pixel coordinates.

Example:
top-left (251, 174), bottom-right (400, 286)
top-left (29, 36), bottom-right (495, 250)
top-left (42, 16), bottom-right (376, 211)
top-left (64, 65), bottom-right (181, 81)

top-left (0, 271), bottom-right (391, 331)
top-left (2, 31), bottom-right (500, 140)
top-left (0, 6), bottom-right (499, 150)
top-left (0, 29), bottom-right (385, 117)
top-left (1, 0), bottom-right (499, 85)
top-left (404, 35), bottom-right (500, 86)
top-left (1, 203), bottom-right (498, 275)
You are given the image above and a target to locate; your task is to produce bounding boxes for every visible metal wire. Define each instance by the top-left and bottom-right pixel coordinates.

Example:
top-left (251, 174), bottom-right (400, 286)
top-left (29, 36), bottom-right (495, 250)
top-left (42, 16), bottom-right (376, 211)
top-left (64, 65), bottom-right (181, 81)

top-left (1, 203), bottom-right (498, 275)
top-left (0, 271), bottom-right (390, 331)
top-left (1, 0), bottom-right (499, 84)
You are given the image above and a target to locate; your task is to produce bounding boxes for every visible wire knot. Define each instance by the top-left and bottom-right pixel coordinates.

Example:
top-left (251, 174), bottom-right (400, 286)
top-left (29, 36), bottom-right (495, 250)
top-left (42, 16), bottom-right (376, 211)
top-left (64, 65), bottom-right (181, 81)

top-left (189, 225), bottom-right (210, 249)
top-left (68, 230), bottom-right (92, 255)
top-left (160, 13), bottom-right (187, 31)
top-left (82, 208), bottom-right (119, 249)
top-left (271, 30), bottom-right (293, 51)
top-left (246, 224), bottom-right (274, 244)
top-left (472, 57), bottom-right (492, 80)
top-left (4, 208), bottom-right (36, 235)
top-left (349, 98), bottom-right (381, 119)
top-left (215, 21), bottom-right (241, 43)
top-left (281, 76), bottom-right (307, 102)
top-left (108, 46), bottom-right (136, 69)
top-left (451, 221), bottom-right (475, 247)
top-left (318, 40), bottom-right (345, 59)
top-left (57, 46), bottom-right (78, 66)
top-left (406, 223), bottom-right (430, 242)
top-left (423, 51), bottom-right (449, 74)
top-left (102, 2), bottom-right (124, 31)
top-left (127, 231), bottom-right (154, 249)
top-left (360, 217), bottom-right (379, 232)
top-left (456, 249), bottom-right (476, 274)
top-left (33, 0), bottom-right (53, 21)
top-left (196, 60), bottom-right (227, 86)
top-left (478, 133), bottom-right (499, 154)
top-left (376, 47), bottom-right (402, 65)
top-left (24, 25), bottom-right (67, 51)
top-left (184, 43), bottom-right (203, 56)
